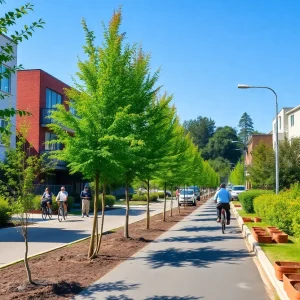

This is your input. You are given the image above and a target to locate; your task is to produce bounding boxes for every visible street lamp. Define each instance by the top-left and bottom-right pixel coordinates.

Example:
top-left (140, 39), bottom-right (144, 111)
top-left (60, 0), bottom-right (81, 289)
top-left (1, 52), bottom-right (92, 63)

top-left (237, 84), bottom-right (279, 194)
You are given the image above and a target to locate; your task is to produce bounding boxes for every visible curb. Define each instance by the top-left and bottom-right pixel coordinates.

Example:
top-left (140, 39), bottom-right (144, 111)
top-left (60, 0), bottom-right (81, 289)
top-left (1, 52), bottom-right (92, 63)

top-left (230, 203), bottom-right (289, 300)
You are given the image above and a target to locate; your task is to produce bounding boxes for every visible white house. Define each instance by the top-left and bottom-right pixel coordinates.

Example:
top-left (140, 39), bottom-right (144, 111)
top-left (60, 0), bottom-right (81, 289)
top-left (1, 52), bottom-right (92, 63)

top-left (0, 34), bottom-right (17, 160)
top-left (286, 105), bottom-right (300, 141)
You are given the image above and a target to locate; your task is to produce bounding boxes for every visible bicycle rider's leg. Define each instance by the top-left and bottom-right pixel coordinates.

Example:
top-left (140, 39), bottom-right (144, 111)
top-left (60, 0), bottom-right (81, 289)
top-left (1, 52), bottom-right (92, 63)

top-left (224, 203), bottom-right (231, 223)
top-left (63, 201), bottom-right (67, 215)
top-left (216, 204), bottom-right (222, 221)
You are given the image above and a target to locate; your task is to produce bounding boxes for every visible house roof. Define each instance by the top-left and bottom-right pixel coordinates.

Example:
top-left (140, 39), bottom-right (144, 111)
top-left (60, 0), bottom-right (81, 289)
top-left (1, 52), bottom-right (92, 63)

top-left (286, 105), bottom-right (300, 115)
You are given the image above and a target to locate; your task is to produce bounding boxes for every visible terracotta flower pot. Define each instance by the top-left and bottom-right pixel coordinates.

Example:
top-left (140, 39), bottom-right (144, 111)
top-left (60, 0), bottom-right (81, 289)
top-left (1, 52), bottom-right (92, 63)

top-left (274, 261), bottom-right (300, 281)
top-left (242, 217), bottom-right (252, 223)
top-left (286, 280), bottom-right (300, 300)
top-left (254, 217), bottom-right (262, 222)
top-left (256, 234), bottom-right (272, 244)
top-left (269, 229), bottom-right (283, 239)
top-left (273, 232), bottom-right (289, 243)
top-left (283, 274), bottom-right (300, 293)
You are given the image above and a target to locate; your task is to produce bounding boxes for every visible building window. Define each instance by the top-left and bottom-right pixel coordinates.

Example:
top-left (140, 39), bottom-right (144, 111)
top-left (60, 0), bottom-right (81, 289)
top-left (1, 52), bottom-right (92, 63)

top-left (46, 88), bottom-right (62, 108)
top-left (279, 116), bottom-right (281, 130)
top-left (45, 132), bottom-right (61, 150)
top-left (69, 100), bottom-right (76, 115)
top-left (291, 115), bottom-right (295, 127)
top-left (0, 65), bottom-right (11, 94)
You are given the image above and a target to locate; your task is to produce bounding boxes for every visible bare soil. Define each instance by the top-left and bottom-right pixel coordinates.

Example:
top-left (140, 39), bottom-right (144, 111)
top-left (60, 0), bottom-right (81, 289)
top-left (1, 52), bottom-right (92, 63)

top-left (0, 200), bottom-right (206, 299)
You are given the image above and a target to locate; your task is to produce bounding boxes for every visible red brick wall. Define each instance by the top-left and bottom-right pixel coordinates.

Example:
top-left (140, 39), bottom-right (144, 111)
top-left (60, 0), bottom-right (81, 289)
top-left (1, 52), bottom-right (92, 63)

top-left (17, 70), bottom-right (71, 154)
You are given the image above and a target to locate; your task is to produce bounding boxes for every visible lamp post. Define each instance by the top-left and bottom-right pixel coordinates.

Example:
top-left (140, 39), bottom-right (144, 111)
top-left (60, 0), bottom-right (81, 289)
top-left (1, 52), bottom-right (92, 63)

top-left (237, 84), bottom-right (279, 194)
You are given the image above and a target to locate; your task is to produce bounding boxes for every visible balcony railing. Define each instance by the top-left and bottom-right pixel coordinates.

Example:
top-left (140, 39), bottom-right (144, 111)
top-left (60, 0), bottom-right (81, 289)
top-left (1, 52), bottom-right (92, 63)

top-left (40, 108), bottom-right (57, 126)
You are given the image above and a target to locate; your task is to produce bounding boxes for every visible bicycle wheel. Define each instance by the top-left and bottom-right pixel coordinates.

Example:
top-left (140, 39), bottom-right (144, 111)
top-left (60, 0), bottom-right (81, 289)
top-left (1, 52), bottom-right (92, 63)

top-left (48, 207), bottom-right (52, 219)
top-left (42, 207), bottom-right (47, 220)
top-left (221, 210), bottom-right (226, 234)
top-left (58, 205), bottom-right (63, 222)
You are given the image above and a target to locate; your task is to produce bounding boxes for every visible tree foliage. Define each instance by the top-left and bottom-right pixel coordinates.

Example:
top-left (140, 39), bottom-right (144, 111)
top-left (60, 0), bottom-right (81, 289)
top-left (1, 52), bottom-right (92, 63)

top-left (183, 116), bottom-right (215, 149)
top-left (0, 1), bottom-right (44, 123)
top-left (209, 157), bottom-right (231, 183)
top-left (248, 141), bottom-right (275, 189)
top-left (238, 112), bottom-right (254, 144)
top-left (229, 160), bottom-right (244, 185)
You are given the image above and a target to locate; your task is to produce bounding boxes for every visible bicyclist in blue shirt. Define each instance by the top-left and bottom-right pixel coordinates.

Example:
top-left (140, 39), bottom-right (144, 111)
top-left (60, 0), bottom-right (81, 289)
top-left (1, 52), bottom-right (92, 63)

top-left (214, 183), bottom-right (231, 225)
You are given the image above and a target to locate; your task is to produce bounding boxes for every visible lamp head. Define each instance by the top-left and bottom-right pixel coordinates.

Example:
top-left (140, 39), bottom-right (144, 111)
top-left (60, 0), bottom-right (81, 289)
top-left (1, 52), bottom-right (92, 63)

top-left (238, 84), bottom-right (251, 89)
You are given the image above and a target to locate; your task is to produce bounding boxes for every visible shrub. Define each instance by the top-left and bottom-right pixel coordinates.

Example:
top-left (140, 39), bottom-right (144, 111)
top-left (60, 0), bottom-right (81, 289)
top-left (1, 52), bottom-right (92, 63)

top-left (149, 193), bottom-right (158, 202)
top-left (0, 198), bottom-right (11, 225)
top-left (90, 194), bottom-right (116, 210)
top-left (158, 192), bottom-right (165, 199)
top-left (32, 195), bottom-right (74, 212)
top-left (238, 190), bottom-right (273, 213)
top-left (132, 194), bottom-right (147, 201)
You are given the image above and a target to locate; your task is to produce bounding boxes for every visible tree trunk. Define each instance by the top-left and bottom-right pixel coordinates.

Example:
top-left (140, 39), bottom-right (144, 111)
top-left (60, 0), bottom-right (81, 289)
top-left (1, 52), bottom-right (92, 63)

top-left (88, 172), bottom-right (99, 259)
top-left (124, 180), bottom-right (129, 238)
top-left (146, 179), bottom-right (150, 229)
top-left (23, 225), bottom-right (34, 284)
top-left (177, 188), bottom-right (180, 214)
top-left (163, 182), bottom-right (167, 222)
top-left (170, 186), bottom-right (173, 217)
top-left (95, 183), bottom-right (106, 255)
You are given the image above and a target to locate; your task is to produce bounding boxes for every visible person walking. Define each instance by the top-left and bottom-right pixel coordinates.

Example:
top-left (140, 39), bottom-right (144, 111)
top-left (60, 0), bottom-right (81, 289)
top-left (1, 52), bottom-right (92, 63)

top-left (81, 185), bottom-right (92, 218)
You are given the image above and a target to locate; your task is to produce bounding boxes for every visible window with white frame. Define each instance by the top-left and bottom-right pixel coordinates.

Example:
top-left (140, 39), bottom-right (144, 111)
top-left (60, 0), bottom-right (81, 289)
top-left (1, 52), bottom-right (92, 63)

top-left (0, 65), bottom-right (11, 94)
top-left (291, 115), bottom-right (295, 127)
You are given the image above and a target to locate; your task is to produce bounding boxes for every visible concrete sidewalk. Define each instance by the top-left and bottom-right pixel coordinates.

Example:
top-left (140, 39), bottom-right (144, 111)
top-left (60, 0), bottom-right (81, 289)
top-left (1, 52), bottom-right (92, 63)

top-left (75, 198), bottom-right (269, 300)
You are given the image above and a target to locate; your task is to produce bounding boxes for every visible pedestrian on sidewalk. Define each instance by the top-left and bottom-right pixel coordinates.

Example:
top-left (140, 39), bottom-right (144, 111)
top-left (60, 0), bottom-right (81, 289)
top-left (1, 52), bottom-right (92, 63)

top-left (213, 183), bottom-right (231, 225)
top-left (81, 185), bottom-right (92, 218)
top-left (175, 187), bottom-right (180, 201)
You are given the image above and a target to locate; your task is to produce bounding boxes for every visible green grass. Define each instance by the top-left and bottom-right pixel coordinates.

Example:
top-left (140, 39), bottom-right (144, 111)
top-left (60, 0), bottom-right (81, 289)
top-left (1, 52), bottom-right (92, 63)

top-left (116, 200), bottom-right (148, 205)
top-left (232, 200), bottom-right (241, 206)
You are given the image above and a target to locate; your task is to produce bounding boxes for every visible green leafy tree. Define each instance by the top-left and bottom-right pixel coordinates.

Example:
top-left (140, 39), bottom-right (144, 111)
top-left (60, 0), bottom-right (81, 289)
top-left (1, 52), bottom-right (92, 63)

top-left (238, 112), bottom-right (254, 144)
top-left (183, 116), bottom-right (215, 149)
top-left (209, 157), bottom-right (231, 183)
top-left (0, 124), bottom-right (48, 284)
top-left (229, 161), bottom-right (244, 185)
top-left (279, 138), bottom-right (300, 190)
top-left (49, 10), bottom-right (142, 258)
top-left (0, 1), bottom-right (44, 122)
top-left (202, 126), bottom-right (240, 163)
top-left (248, 141), bottom-right (275, 189)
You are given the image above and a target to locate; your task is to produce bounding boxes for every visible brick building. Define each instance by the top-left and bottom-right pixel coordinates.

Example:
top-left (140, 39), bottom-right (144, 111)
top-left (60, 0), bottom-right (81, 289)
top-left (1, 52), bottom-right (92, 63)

top-left (17, 69), bottom-right (83, 194)
top-left (245, 134), bottom-right (273, 189)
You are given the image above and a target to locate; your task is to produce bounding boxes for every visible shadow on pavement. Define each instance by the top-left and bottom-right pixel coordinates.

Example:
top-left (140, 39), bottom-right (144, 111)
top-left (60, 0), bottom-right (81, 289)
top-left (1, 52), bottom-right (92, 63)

top-left (177, 226), bottom-right (221, 232)
top-left (79, 281), bottom-right (139, 299)
top-left (144, 296), bottom-right (203, 300)
top-left (145, 246), bottom-right (250, 269)
top-left (106, 295), bottom-right (133, 300)
top-left (0, 227), bottom-right (89, 243)
top-left (158, 234), bottom-right (243, 244)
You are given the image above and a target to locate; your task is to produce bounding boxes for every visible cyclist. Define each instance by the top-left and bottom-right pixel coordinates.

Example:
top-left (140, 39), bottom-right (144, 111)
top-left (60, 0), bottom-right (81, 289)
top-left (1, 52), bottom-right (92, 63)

top-left (214, 183), bottom-right (231, 225)
top-left (41, 187), bottom-right (53, 213)
top-left (56, 186), bottom-right (68, 216)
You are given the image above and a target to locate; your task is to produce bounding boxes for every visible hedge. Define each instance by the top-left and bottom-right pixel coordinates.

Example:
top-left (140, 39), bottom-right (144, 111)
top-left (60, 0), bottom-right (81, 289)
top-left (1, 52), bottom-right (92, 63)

top-left (238, 189), bottom-right (273, 213)
top-left (253, 183), bottom-right (300, 239)
top-left (132, 193), bottom-right (158, 202)
top-left (0, 198), bottom-right (11, 225)
top-left (90, 194), bottom-right (116, 210)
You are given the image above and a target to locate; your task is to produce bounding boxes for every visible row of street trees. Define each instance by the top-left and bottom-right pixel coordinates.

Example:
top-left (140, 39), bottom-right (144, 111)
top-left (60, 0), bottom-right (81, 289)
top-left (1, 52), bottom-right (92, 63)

top-left (48, 10), bottom-right (219, 259)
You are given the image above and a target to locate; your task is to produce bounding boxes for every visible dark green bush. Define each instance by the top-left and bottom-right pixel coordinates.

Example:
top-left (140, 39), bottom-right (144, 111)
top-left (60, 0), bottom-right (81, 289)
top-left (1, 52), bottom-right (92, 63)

top-left (0, 198), bottom-right (11, 225)
top-left (158, 192), bottom-right (165, 199)
top-left (238, 190), bottom-right (273, 213)
top-left (149, 193), bottom-right (158, 202)
top-left (90, 194), bottom-right (116, 210)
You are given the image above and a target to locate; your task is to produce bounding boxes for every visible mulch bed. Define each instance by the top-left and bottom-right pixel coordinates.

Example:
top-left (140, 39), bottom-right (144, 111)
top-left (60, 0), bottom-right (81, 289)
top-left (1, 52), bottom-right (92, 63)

top-left (0, 199), bottom-right (208, 299)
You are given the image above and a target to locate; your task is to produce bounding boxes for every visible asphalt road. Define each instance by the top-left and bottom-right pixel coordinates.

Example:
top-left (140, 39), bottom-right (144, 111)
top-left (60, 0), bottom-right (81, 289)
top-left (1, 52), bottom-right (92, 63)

top-left (0, 200), bottom-right (174, 266)
top-left (74, 198), bottom-right (270, 300)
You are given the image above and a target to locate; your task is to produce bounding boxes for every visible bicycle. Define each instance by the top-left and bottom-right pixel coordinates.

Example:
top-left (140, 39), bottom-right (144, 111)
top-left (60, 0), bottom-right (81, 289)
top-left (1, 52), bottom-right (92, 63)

top-left (41, 205), bottom-right (52, 220)
top-left (221, 207), bottom-right (226, 234)
top-left (57, 201), bottom-right (67, 222)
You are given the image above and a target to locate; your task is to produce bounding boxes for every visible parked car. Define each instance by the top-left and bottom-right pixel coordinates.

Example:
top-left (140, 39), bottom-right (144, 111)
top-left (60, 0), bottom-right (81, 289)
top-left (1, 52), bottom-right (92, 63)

top-left (179, 189), bottom-right (197, 206)
top-left (231, 185), bottom-right (246, 200)
top-left (188, 186), bottom-right (200, 200)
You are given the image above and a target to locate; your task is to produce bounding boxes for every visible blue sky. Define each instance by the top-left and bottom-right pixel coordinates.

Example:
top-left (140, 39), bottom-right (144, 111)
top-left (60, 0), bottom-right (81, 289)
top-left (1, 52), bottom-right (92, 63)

top-left (3, 0), bottom-right (300, 133)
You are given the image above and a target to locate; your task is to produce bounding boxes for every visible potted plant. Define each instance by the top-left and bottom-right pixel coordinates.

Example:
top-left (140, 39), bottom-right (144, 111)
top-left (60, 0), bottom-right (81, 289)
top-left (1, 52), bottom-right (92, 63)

top-left (283, 273), bottom-right (300, 293)
top-left (274, 262), bottom-right (300, 280)
top-left (254, 217), bottom-right (262, 222)
top-left (273, 232), bottom-right (288, 243)
top-left (286, 280), bottom-right (300, 300)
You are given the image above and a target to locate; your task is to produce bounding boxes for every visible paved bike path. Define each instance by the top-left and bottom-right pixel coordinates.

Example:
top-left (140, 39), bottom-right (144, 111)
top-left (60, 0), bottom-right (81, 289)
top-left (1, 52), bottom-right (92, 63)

top-left (75, 198), bottom-right (269, 300)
